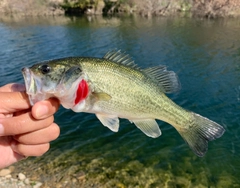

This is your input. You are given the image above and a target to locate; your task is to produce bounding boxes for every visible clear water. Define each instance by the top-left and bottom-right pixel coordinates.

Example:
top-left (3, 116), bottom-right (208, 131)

top-left (0, 15), bottom-right (240, 187)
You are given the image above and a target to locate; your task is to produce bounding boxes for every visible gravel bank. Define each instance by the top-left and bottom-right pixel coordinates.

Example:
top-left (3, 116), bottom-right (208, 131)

top-left (0, 167), bottom-right (42, 188)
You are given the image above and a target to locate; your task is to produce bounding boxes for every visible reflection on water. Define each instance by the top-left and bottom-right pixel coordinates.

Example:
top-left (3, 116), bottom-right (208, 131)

top-left (1, 15), bottom-right (240, 187)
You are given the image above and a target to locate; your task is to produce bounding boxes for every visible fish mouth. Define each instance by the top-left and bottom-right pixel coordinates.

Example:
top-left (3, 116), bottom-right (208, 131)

top-left (22, 67), bottom-right (45, 106)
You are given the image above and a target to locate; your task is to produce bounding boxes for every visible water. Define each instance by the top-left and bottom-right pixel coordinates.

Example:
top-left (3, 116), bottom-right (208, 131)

top-left (0, 15), bottom-right (240, 187)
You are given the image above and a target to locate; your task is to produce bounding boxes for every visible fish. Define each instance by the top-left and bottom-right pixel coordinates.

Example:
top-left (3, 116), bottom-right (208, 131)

top-left (22, 50), bottom-right (225, 157)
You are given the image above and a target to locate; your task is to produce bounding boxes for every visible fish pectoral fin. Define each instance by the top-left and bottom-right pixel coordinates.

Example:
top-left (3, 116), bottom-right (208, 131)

top-left (131, 119), bottom-right (161, 138)
top-left (92, 92), bottom-right (112, 102)
top-left (96, 114), bottom-right (119, 132)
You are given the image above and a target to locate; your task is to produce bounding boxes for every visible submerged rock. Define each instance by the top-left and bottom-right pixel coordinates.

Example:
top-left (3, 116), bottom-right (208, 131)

top-left (0, 169), bottom-right (11, 177)
top-left (18, 173), bottom-right (26, 181)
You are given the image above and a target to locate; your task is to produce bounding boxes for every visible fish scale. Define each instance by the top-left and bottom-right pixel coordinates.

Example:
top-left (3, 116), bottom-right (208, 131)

top-left (82, 61), bottom-right (159, 117)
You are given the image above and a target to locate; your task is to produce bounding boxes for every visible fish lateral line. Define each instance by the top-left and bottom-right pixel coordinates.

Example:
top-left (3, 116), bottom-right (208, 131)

top-left (74, 79), bottom-right (89, 105)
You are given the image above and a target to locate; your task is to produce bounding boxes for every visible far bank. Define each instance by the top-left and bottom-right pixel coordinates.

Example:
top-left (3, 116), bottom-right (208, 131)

top-left (0, 0), bottom-right (240, 18)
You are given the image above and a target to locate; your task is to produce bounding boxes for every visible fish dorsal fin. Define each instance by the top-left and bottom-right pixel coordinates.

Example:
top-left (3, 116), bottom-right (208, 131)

top-left (131, 119), bottom-right (161, 138)
top-left (96, 114), bottom-right (119, 132)
top-left (103, 50), bottom-right (139, 69)
top-left (143, 66), bottom-right (181, 93)
top-left (103, 50), bottom-right (180, 93)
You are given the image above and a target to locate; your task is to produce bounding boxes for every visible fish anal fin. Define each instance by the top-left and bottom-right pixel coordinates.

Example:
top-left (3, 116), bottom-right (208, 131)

top-left (176, 113), bottom-right (225, 157)
top-left (131, 119), bottom-right (161, 138)
top-left (96, 114), bottom-right (119, 132)
top-left (143, 66), bottom-right (181, 93)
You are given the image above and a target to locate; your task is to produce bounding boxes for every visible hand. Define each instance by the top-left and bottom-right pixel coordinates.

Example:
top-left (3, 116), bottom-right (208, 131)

top-left (0, 83), bottom-right (60, 168)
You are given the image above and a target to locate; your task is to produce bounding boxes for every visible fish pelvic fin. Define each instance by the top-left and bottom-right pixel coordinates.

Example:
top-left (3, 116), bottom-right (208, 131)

top-left (131, 119), bottom-right (161, 138)
top-left (177, 113), bottom-right (225, 157)
top-left (96, 114), bottom-right (119, 132)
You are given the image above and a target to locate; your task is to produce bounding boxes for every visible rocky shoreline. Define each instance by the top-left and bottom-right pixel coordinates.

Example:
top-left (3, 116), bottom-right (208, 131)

top-left (0, 167), bottom-right (42, 188)
top-left (0, 0), bottom-right (240, 18)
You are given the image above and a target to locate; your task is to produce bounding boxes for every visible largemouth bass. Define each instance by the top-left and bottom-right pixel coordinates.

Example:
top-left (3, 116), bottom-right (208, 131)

top-left (22, 50), bottom-right (225, 157)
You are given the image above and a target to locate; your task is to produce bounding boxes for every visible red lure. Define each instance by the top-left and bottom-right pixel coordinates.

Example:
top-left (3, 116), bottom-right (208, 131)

top-left (74, 79), bottom-right (89, 105)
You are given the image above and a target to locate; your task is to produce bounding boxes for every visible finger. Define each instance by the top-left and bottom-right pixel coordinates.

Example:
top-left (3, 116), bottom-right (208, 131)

top-left (32, 98), bottom-right (60, 120)
top-left (0, 83), bottom-right (26, 92)
top-left (11, 141), bottom-right (50, 157)
top-left (13, 123), bottom-right (60, 145)
top-left (0, 151), bottom-right (25, 168)
top-left (0, 136), bottom-right (26, 168)
top-left (0, 112), bottom-right (54, 136)
top-left (0, 92), bottom-right (30, 114)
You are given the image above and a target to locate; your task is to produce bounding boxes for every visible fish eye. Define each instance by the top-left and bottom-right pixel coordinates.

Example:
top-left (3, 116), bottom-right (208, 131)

top-left (40, 64), bottom-right (51, 74)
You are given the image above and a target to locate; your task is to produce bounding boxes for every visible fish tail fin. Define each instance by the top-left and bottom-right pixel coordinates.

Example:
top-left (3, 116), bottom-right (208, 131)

top-left (176, 113), bottom-right (225, 157)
